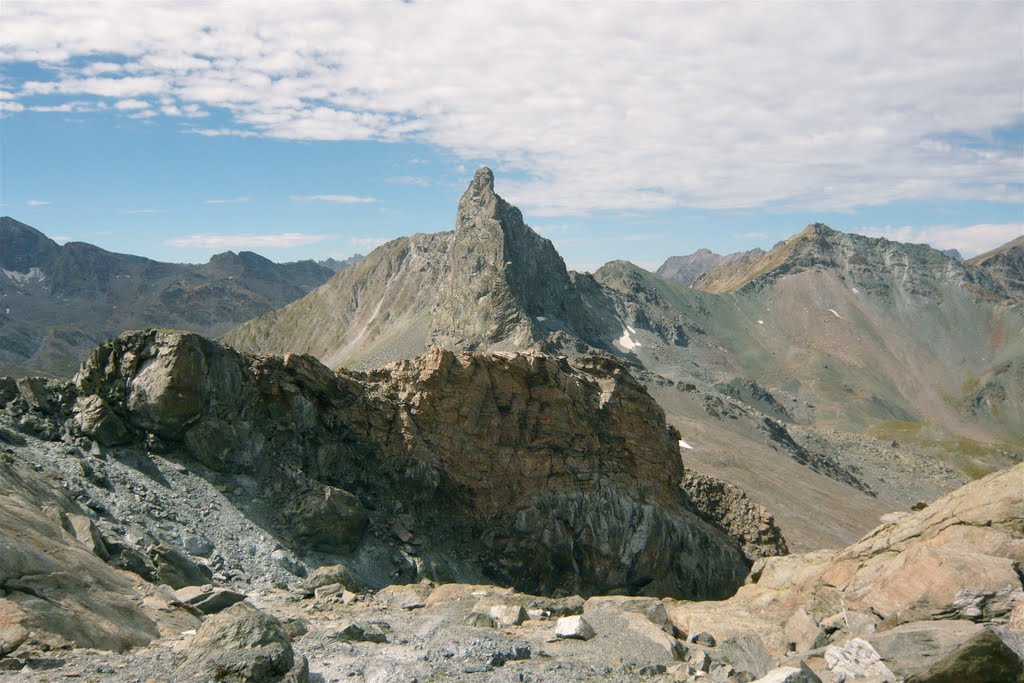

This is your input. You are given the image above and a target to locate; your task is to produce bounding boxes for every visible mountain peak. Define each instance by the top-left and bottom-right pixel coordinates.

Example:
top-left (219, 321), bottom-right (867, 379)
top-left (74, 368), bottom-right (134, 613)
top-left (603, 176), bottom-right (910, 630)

top-left (456, 167), bottom-right (500, 231)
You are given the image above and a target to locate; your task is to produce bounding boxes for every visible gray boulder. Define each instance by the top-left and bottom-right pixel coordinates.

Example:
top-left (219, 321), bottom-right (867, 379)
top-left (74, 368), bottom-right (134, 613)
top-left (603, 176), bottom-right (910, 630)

top-left (173, 585), bottom-right (247, 615)
top-left (176, 602), bottom-right (308, 682)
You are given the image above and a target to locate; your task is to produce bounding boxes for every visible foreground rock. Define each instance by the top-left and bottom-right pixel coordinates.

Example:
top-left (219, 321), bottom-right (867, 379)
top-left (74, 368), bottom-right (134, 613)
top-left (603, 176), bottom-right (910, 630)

top-left (664, 462), bottom-right (1024, 681)
top-left (176, 602), bottom-right (308, 682)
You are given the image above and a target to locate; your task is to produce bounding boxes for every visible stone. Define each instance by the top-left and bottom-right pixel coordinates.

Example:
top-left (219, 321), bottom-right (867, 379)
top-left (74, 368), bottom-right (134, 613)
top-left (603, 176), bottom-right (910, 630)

top-left (584, 595), bottom-right (672, 632)
top-left (176, 602), bottom-right (307, 682)
top-left (490, 604), bottom-right (529, 627)
top-left (715, 632), bottom-right (773, 680)
top-left (173, 585), bottom-right (247, 615)
top-left (908, 627), bottom-right (1024, 682)
top-left (64, 513), bottom-right (109, 561)
top-left (313, 583), bottom-right (345, 600)
top-left (292, 484), bottom-right (368, 552)
top-left (0, 623), bottom-right (28, 657)
top-left (824, 638), bottom-right (896, 680)
top-left (299, 563), bottom-right (365, 594)
top-left (183, 533), bottom-right (214, 558)
top-left (691, 631), bottom-right (717, 647)
top-left (375, 583), bottom-right (431, 610)
top-left (784, 608), bottom-right (827, 653)
top-left (555, 615), bottom-right (595, 640)
top-left (752, 662), bottom-right (822, 683)
top-left (321, 620), bottom-right (387, 644)
top-left (688, 648), bottom-right (712, 673)
top-left (73, 395), bottom-right (130, 446)
top-left (463, 612), bottom-right (497, 628)
top-left (148, 542), bottom-right (212, 589)
top-left (269, 549), bottom-right (305, 577)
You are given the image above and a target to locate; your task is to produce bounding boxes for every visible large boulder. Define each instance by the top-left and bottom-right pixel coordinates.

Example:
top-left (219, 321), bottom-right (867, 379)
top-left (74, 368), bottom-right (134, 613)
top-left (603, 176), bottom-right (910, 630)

top-left (176, 602), bottom-right (308, 682)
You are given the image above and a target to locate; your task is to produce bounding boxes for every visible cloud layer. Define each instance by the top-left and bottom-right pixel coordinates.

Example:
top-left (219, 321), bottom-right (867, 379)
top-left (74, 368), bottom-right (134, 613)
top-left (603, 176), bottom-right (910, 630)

top-left (3, 2), bottom-right (1021, 215)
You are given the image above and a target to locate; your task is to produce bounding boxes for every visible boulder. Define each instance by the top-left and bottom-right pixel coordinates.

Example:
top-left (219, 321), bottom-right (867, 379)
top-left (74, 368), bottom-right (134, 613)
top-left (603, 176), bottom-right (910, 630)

top-left (148, 542), bottom-right (212, 589)
top-left (489, 604), bottom-right (528, 627)
top-left (64, 513), bottom-right (109, 561)
top-left (291, 485), bottom-right (368, 551)
top-left (299, 563), bottom-right (366, 594)
top-left (463, 612), bottom-right (497, 628)
top-left (173, 585), bottom-right (247, 615)
top-left (375, 583), bottom-right (431, 610)
top-left (824, 638), bottom-right (895, 680)
top-left (584, 595), bottom-right (672, 632)
top-left (715, 632), bottom-right (773, 680)
top-left (555, 615), bottom-right (595, 640)
top-left (318, 620), bottom-right (387, 644)
top-left (176, 602), bottom-right (308, 682)
top-left (753, 663), bottom-right (822, 683)
top-left (784, 608), bottom-right (827, 653)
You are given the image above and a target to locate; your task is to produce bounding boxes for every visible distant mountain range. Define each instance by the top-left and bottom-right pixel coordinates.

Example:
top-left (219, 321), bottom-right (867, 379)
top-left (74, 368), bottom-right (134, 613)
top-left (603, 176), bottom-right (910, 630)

top-left (657, 248), bottom-right (766, 286)
top-left (0, 216), bottom-right (361, 376)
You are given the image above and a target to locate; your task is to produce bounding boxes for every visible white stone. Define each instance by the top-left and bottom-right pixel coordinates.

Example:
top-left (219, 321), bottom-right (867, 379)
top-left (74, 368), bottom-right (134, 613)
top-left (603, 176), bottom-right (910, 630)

top-left (555, 615), bottom-right (595, 640)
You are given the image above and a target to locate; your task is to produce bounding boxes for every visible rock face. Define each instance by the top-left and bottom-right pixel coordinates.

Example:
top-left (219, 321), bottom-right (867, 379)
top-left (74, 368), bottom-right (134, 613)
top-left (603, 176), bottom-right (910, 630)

top-left (70, 329), bottom-right (756, 599)
top-left (968, 234), bottom-right (1024, 302)
top-left (0, 216), bottom-right (347, 377)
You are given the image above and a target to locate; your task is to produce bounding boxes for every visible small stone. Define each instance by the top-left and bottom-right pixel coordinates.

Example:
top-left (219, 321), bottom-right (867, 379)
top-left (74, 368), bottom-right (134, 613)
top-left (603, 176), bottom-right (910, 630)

top-left (691, 631), bottom-right (716, 647)
top-left (554, 615), bottom-right (595, 640)
top-left (490, 604), bottom-right (528, 627)
top-left (463, 612), bottom-right (497, 628)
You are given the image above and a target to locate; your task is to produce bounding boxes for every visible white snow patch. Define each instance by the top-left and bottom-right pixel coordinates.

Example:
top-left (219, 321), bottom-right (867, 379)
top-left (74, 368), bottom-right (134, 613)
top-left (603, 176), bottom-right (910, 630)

top-left (3, 267), bottom-right (46, 284)
top-left (626, 325), bottom-right (636, 334)
top-left (757, 320), bottom-right (764, 325)
top-left (851, 287), bottom-right (859, 294)
top-left (536, 316), bottom-right (547, 322)
top-left (678, 439), bottom-right (693, 450)
top-left (828, 308), bottom-right (844, 320)
top-left (615, 326), bottom-right (641, 352)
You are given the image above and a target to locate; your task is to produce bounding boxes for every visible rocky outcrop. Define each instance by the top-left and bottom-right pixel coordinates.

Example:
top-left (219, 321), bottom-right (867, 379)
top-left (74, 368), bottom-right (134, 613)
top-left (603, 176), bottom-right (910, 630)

top-left (968, 234), bottom-right (1024, 302)
top-left (681, 471), bottom-right (789, 561)
top-left (69, 329), bottom-right (755, 599)
top-left (664, 462), bottom-right (1024, 680)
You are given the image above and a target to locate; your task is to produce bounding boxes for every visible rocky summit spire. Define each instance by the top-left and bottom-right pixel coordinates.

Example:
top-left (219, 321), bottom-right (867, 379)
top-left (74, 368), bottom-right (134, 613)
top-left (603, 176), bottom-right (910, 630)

top-left (430, 168), bottom-right (599, 350)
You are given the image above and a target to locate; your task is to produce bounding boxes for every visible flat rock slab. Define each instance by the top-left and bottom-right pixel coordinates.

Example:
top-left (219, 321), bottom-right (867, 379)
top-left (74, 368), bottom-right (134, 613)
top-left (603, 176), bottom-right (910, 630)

top-left (173, 585), bottom-right (247, 614)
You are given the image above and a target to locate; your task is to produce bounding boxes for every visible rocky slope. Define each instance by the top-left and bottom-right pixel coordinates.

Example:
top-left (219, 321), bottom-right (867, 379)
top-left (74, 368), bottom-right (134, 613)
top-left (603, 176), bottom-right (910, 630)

top-left (657, 248), bottom-right (766, 287)
top-left (968, 234), bottom-right (1024, 302)
top-left (601, 230), bottom-right (1024, 459)
top-left (0, 216), bottom-right (352, 377)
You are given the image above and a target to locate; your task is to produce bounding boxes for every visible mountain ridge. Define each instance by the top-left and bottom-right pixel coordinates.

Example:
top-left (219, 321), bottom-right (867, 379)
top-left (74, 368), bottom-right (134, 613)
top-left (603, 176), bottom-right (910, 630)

top-left (0, 216), bottom-right (357, 376)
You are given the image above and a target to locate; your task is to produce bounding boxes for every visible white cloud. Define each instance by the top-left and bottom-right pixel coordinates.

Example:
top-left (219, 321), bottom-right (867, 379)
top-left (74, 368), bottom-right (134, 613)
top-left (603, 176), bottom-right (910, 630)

top-left (0, 3), bottom-right (1020, 214)
top-left (290, 194), bottom-right (377, 204)
top-left (114, 98), bottom-right (149, 110)
top-left (204, 197), bottom-right (249, 205)
top-left (164, 233), bottom-right (334, 248)
top-left (25, 199), bottom-right (50, 206)
top-left (855, 223), bottom-right (1024, 257)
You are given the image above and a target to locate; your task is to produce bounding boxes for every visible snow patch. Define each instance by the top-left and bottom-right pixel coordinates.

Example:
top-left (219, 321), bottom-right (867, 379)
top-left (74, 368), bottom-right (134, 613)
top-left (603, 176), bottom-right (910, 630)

top-left (614, 325), bottom-right (641, 352)
top-left (678, 439), bottom-right (693, 450)
top-left (828, 308), bottom-right (844, 320)
top-left (3, 267), bottom-right (46, 284)
top-left (851, 287), bottom-right (859, 294)
top-left (536, 316), bottom-right (547, 322)
top-left (757, 320), bottom-right (764, 325)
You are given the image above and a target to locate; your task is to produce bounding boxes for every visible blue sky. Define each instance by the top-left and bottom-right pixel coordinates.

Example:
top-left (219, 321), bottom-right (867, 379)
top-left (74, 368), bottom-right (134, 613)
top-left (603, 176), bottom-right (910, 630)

top-left (1, 2), bottom-right (1021, 272)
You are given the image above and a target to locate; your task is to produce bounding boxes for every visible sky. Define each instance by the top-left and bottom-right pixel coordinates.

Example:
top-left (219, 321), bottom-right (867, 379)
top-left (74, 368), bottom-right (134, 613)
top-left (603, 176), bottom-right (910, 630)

top-left (1, 2), bottom-right (1021, 272)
